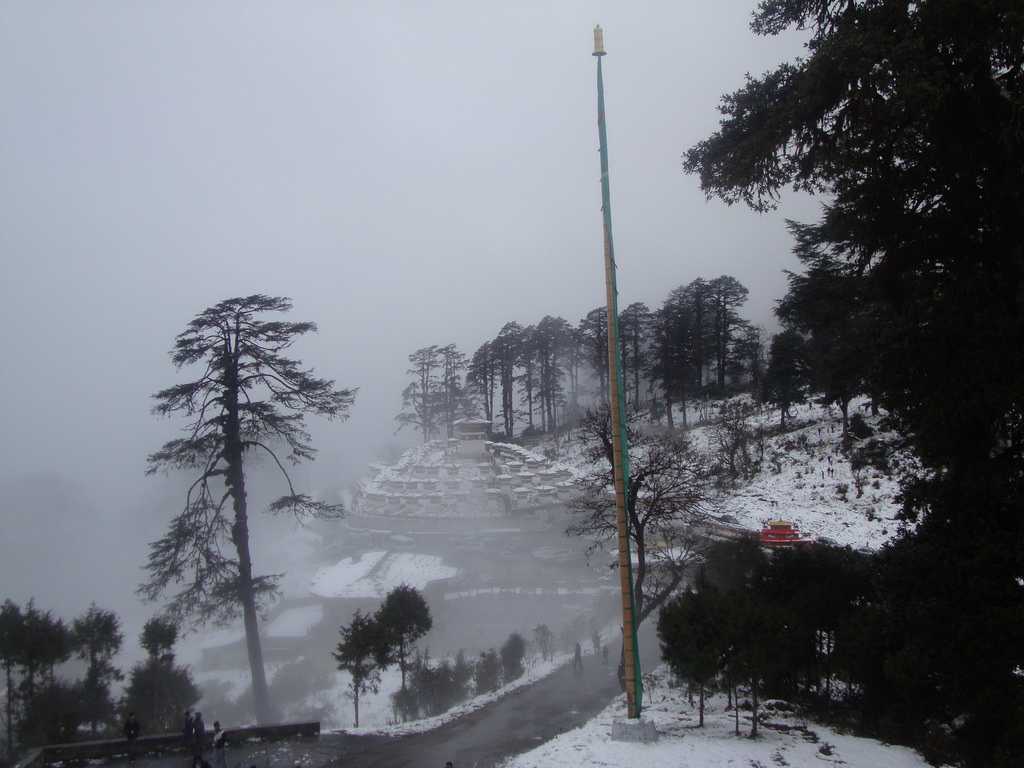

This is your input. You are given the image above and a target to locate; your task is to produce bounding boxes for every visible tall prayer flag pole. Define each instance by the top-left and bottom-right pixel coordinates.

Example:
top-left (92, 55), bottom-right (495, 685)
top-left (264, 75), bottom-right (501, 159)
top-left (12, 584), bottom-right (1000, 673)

top-left (593, 24), bottom-right (642, 718)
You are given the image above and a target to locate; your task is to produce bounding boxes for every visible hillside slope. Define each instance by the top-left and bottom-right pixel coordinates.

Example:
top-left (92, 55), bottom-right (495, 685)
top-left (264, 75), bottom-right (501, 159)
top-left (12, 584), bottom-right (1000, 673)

top-left (546, 394), bottom-right (921, 551)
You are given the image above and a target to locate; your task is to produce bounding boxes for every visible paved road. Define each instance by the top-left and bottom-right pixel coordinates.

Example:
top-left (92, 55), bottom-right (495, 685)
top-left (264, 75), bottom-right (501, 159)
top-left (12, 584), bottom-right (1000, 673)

top-left (129, 629), bottom-right (658, 768)
top-left (326, 625), bottom-right (660, 768)
top-left (334, 657), bottom-right (620, 768)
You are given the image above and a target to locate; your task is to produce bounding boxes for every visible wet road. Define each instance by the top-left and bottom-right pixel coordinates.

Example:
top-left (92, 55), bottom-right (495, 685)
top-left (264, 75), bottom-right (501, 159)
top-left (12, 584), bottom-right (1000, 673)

top-left (326, 625), bottom-right (660, 768)
top-left (335, 656), bottom-right (620, 768)
top-left (129, 629), bottom-right (658, 768)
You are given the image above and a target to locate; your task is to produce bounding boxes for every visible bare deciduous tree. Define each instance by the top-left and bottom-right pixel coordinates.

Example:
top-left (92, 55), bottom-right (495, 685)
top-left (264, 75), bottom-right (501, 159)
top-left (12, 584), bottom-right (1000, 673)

top-left (568, 406), bottom-right (712, 630)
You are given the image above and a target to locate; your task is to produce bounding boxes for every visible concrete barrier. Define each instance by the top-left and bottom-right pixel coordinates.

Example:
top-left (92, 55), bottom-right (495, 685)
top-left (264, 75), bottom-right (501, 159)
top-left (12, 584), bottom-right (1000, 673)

top-left (21, 721), bottom-right (319, 766)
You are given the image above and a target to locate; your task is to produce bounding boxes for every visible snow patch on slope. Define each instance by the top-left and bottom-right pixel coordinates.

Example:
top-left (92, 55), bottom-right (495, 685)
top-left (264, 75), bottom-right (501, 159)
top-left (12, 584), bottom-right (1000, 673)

top-left (309, 551), bottom-right (457, 599)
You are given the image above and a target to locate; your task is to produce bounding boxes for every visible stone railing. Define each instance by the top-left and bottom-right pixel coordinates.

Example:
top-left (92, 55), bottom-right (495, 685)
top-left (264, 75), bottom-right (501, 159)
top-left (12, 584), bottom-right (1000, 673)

top-left (13, 721), bottom-right (319, 767)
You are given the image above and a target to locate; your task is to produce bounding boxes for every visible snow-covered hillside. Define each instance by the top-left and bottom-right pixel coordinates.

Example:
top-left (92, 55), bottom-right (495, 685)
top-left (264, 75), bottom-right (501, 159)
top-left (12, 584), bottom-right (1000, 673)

top-left (701, 397), bottom-right (921, 550)
top-left (548, 395), bottom-right (921, 551)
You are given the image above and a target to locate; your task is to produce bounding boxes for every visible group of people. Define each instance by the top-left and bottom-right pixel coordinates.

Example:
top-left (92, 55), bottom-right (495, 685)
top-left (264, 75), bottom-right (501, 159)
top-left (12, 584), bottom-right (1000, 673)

top-left (183, 709), bottom-right (228, 768)
top-left (120, 710), bottom-right (227, 768)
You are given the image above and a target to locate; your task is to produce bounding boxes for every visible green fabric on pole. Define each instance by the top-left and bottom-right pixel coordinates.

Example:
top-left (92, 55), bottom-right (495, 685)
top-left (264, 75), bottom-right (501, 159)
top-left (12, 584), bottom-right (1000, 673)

top-left (596, 53), bottom-right (643, 715)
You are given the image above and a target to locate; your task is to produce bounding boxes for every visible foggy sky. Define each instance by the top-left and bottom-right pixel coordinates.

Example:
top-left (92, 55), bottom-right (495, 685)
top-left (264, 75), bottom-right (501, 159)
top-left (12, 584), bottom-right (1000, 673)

top-left (0, 3), bottom-right (817, 634)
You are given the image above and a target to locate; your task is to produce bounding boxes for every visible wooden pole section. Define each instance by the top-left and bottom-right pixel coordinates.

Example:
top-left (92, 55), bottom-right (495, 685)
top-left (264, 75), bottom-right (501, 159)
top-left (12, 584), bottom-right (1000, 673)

top-left (593, 24), bottom-right (642, 718)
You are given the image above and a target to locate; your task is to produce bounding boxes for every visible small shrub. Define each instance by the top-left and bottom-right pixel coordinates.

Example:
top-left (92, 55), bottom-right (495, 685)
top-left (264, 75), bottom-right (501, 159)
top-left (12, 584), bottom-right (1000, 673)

top-left (850, 439), bottom-right (890, 473)
top-left (500, 632), bottom-right (527, 682)
top-left (848, 413), bottom-right (874, 439)
top-left (398, 649), bottom-right (475, 720)
top-left (391, 685), bottom-right (418, 723)
top-left (475, 649), bottom-right (501, 694)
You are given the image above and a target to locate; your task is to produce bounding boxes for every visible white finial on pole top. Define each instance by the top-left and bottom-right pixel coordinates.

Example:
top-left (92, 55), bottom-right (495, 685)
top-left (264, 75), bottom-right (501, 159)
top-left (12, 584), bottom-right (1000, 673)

top-left (593, 25), bottom-right (606, 56)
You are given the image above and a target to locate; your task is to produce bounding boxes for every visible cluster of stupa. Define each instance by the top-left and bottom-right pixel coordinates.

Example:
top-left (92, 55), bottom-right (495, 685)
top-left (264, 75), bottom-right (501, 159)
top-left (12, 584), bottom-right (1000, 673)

top-left (353, 419), bottom-right (578, 518)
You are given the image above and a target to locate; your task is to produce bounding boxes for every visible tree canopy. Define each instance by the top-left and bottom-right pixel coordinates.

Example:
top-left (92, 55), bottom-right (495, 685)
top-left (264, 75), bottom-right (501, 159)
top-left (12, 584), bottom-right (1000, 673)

top-left (684, 2), bottom-right (1024, 762)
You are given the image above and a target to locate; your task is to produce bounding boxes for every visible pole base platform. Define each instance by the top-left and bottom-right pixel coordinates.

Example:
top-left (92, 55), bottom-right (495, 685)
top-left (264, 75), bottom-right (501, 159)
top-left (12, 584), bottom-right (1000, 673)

top-left (610, 717), bottom-right (659, 743)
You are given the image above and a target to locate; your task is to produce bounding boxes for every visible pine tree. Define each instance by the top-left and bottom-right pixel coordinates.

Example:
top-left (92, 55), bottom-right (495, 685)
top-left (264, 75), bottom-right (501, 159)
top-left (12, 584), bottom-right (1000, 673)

top-left (707, 276), bottom-right (750, 391)
top-left (776, 248), bottom-right (869, 433)
top-left (658, 584), bottom-right (728, 727)
top-left (0, 601), bottom-right (22, 759)
top-left (648, 291), bottom-right (696, 428)
top-left (762, 330), bottom-right (809, 428)
top-left (685, 3), bottom-right (1024, 758)
top-left (474, 650), bottom-right (501, 694)
top-left (619, 302), bottom-right (651, 410)
top-left (396, 345), bottom-right (442, 442)
top-left (141, 295), bottom-right (355, 723)
top-left (15, 604), bottom-right (72, 747)
top-left (72, 604), bottom-right (123, 736)
top-left (438, 344), bottom-right (468, 439)
top-left (333, 611), bottom-right (382, 728)
top-left (374, 585), bottom-right (432, 692)
top-left (466, 341), bottom-right (497, 424)
top-left (516, 326), bottom-right (540, 431)
top-left (577, 307), bottom-right (608, 402)
top-left (534, 316), bottom-right (572, 432)
top-left (499, 633), bottom-right (526, 682)
top-left (123, 617), bottom-right (199, 734)
top-left (533, 624), bottom-right (554, 662)
top-left (493, 322), bottom-right (523, 437)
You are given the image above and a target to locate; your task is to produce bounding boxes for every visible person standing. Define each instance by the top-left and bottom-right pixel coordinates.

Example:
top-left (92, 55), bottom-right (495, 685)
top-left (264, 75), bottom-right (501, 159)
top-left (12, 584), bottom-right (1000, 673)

top-left (124, 712), bottom-right (141, 766)
top-left (573, 642), bottom-right (583, 673)
top-left (182, 710), bottom-right (194, 746)
top-left (212, 721), bottom-right (227, 768)
top-left (191, 712), bottom-right (206, 768)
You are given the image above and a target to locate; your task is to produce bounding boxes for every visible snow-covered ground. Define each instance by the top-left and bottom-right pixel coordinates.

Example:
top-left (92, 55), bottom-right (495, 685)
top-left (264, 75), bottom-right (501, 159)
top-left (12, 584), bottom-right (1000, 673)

top-left (265, 605), bottom-right (323, 638)
top-left (709, 398), bottom-right (920, 549)
top-left (550, 395), bottom-right (921, 551)
top-left (309, 551), bottom-right (458, 599)
top-left (501, 668), bottom-right (932, 768)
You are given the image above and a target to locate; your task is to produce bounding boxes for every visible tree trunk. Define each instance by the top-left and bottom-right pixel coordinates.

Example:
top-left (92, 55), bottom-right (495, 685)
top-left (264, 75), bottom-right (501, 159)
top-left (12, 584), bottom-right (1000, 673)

top-left (699, 684), bottom-right (704, 727)
top-left (666, 391), bottom-right (674, 430)
top-left (750, 677), bottom-right (759, 737)
top-left (353, 689), bottom-right (360, 728)
top-left (734, 683), bottom-right (739, 735)
top-left (4, 660), bottom-right (14, 759)
top-left (234, 501), bottom-right (272, 724)
top-left (224, 352), bottom-right (272, 725)
top-left (399, 638), bottom-right (407, 691)
top-left (632, 334), bottom-right (641, 410)
top-left (526, 378), bottom-right (534, 429)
